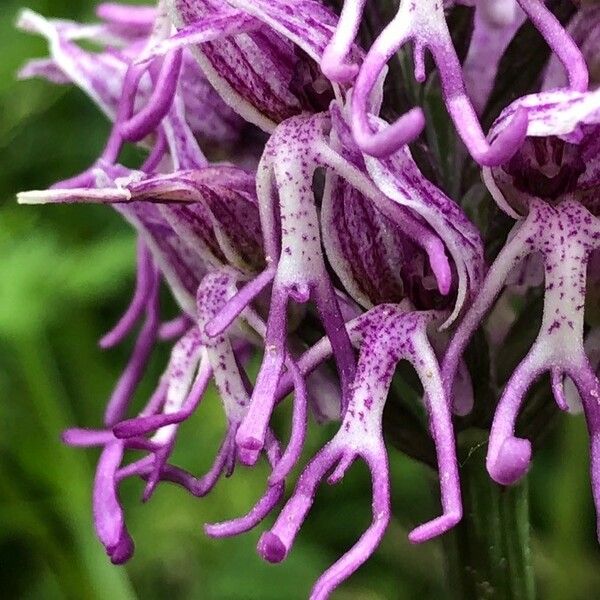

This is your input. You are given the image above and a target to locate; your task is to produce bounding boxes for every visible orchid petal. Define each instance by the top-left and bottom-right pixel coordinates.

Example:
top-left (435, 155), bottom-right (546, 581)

top-left (489, 88), bottom-right (600, 145)
top-left (358, 115), bottom-right (484, 325)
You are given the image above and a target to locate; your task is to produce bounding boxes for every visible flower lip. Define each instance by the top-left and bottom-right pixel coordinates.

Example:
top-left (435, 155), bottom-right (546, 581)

top-left (256, 303), bottom-right (462, 598)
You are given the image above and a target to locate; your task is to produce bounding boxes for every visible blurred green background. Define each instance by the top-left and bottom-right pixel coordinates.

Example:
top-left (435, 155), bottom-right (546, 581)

top-left (1, 1), bottom-right (600, 598)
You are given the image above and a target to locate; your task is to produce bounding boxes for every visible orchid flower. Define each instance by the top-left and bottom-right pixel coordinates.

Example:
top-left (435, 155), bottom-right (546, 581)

top-left (232, 102), bottom-right (481, 596)
top-left (321, 0), bottom-right (587, 164)
top-left (258, 303), bottom-right (461, 599)
top-left (442, 88), bottom-right (600, 533)
top-left (17, 7), bottom-right (242, 159)
top-left (229, 94), bottom-right (482, 596)
top-left (199, 101), bottom-right (483, 475)
top-left (112, 268), bottom-right (288, 537)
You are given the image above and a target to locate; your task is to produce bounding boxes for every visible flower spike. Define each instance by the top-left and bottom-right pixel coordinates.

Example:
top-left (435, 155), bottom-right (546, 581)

top-left (14, 0), bottom-right (600, 589)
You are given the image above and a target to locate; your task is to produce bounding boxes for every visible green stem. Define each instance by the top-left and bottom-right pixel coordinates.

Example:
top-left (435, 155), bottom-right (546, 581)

top-left (444, 432), bottom-right (535, 600)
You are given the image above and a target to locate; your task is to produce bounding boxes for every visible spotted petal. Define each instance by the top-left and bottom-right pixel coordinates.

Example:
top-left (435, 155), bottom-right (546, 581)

top-left (359, 112), bottom-right (484, 325)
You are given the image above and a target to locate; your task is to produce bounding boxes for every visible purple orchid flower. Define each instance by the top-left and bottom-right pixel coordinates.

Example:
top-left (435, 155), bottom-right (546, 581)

top-left (321, 0), bottom-right (587, 164)
top-left (257, 303), bottom-right (461, 599)
top-left (442, 87), bottom-right (600, 533)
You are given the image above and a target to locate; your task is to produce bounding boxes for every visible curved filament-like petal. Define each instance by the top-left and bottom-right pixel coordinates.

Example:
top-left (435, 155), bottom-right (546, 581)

top-left (320, 0), bottom-right (366, 82)
top-left (100, 239), bottom-right (156, 348)
top-left (93, 442), bottom-right (135, 564)
top-left (104, 261), bottom-right (160, 426)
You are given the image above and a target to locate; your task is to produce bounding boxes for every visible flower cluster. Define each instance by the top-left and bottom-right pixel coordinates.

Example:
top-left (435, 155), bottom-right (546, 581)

top-left (15, 0), bottom-right (600, 597)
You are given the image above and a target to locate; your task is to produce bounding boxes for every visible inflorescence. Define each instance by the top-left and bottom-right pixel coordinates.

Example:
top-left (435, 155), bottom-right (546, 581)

top-left (14, 0), bottom-right (600, 597)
